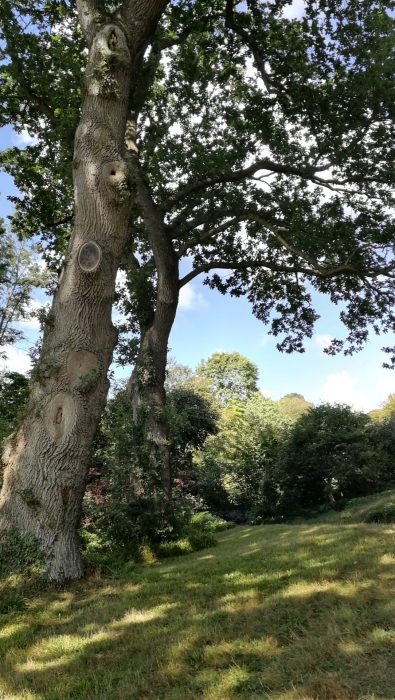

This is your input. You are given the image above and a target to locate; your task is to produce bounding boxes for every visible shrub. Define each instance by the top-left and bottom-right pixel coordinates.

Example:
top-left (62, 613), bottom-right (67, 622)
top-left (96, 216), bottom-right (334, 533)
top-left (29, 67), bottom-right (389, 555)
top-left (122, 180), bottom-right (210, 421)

top-left (364, 504), bottom-right (395, 523)
top-left (0, 529), bottom-right (44, 578)
top-left (190, 511), bottom-right (234, 532)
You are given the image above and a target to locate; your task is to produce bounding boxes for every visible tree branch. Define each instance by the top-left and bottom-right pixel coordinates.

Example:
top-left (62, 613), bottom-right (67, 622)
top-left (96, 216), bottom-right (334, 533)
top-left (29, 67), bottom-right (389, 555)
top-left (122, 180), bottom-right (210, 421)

top-left (161, 157), bottom-right (328, 212)
top-left (179, 257), bottom-right (363, 288)
top-left (76, 0), bottom-right (106, 46)
top-left (119, 0), bottom-right (169, 51)
top-left (225, 0), bottom-right (272, 91)
top-left (176, 217), bottom-right (243, 258)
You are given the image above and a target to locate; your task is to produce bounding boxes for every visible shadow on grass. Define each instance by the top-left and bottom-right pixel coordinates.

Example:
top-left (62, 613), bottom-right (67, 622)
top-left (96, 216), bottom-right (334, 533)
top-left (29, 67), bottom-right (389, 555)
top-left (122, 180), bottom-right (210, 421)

top-left (1, 523), bottom-right (394, 699)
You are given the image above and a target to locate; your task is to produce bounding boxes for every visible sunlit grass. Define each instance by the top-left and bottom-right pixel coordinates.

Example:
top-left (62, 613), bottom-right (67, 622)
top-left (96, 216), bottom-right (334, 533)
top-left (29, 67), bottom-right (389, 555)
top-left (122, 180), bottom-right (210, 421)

top-left (1, 502), bottom-right (394, 698)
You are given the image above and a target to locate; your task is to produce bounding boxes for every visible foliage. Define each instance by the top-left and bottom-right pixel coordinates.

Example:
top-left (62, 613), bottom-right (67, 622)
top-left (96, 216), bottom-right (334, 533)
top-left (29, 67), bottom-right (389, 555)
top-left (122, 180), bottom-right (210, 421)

top-left (312, 487), bottom-right (395, 524)
top-left (167, 382), bottom-right (218, 464)
top-left (0, 371), bottom-right (29, 451)
top-left (195, 392), bottom-right (289, 514)
top-left (197, 352), bottom-right (259, 407)
top-left (0, 229), bottom-right (48, 353)
top-left (164, 358), bottom-right (194, 391)
top-left (82, 383), bottom-right (219, 554)
top-left (272, 403), bottom-right (393, 516)
top-left (190, 510), bottom-right (234, 532)
top-left (364, 503), bottom-right (395, 523)
top-left (0, 529), bottom-right (43, 579)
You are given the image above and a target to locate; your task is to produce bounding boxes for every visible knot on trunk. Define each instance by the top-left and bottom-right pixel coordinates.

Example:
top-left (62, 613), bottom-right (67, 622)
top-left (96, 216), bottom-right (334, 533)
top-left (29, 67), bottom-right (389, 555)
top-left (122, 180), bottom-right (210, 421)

top-left (87, 24), bottom-right (130, 98)
top-left (102, 160), bottom-right (132, 203)
top-left (77, 241), bottom-right (102, 273)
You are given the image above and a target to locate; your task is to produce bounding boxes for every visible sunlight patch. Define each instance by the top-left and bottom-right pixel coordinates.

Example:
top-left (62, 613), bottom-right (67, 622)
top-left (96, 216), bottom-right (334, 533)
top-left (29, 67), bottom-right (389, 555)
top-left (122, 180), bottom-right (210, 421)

top-left (0, 623), bottom-right (29, 639)
top-left (111, 604), bottom-right (174, 628)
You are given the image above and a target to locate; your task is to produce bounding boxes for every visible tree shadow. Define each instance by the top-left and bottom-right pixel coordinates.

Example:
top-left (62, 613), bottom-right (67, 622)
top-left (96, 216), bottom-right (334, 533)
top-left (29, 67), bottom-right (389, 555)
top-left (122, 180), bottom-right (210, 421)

top-left (0, 523), bottom-right (394, 699)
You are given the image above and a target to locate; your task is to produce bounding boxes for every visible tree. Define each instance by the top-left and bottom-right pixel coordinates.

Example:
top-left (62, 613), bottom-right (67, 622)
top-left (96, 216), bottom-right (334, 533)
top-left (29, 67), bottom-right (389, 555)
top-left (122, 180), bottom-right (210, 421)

top-left (0, 0), bottom-right (169, 582)
top-left (274, 404), bottom-right (373, 513)
top-left (195, 392), bottom-right (288, 514)
top-left (0, 226), bottom-right (47, 355)
top-left (123, 0), bottom-right (394, 500)
top-left (197, 352), bottom-right (259, 406)
top-left (276, 393), bottom-right (312, 422)
top-left (1, 0), bottom-right (394, 579)
top-left (370, 393), bottom-right (395, 422)
top-left (165, 358), bottom-right (194, 392)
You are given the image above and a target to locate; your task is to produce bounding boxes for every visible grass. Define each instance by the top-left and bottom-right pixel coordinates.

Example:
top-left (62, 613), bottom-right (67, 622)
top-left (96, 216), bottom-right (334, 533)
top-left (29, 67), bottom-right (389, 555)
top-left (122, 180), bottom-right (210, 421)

top-left (0, 500), bottom-right (394, 699)
top-left (313, 488), bottom-right (395, 525)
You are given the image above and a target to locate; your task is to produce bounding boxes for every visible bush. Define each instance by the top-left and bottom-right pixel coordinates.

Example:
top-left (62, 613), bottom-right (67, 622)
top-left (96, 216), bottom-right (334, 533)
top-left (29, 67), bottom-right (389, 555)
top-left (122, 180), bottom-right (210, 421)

top-left (364, 504), bottom-right (395, 523)
top-left (0, 530), bottom-right (46, 614)
top-left (157, 539), bottom-right (193, 557)
top-left (0, 529), bottom-right (44, 579)
top-left (190, 511), bottom-right (234, 532)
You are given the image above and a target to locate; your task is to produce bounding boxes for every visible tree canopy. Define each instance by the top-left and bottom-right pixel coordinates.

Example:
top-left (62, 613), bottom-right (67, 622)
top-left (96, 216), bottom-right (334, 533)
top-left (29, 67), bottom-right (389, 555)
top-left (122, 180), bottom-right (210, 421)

top-left (1, 0), bottom-right (394, 361)
top-left (197, 352), bottom-right (259, 406)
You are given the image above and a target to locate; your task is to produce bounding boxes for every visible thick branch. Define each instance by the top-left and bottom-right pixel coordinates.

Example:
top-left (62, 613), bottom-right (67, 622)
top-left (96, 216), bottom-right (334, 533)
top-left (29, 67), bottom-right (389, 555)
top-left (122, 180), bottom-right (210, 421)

top-left (76, 0), bottom-right (106, 46)
top-left (179, 257), bottom-right (363, 288)
top-left (120, 0), bottom-right (169, 52)
top-left (179, 259), bottom-right (312, 287)
top-left (129, 153), bottom-right (177, 279)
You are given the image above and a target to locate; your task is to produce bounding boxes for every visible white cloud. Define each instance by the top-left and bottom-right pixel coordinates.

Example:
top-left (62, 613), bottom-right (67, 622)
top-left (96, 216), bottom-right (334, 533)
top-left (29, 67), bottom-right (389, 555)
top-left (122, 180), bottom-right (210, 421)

top-left (0, 345), bottom-right (32, 375)
top-left (179, 284), bottom-right (207, 311)
top-left (320, 371), bottom-right (368, 412)
top-left (282, 0), bottom-right (305, 20)
top-left (375, 374), bottom-right (395, 398)
top-left (314, 334), bottom-right (333, 351)
top-left (12, 128), bottom-right (38, 147)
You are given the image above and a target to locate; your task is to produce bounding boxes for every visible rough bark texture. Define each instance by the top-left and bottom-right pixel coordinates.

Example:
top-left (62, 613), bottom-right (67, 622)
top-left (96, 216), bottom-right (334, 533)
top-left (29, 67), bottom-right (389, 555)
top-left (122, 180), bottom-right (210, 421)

top-left (0, 0), bottom-right (168, 582)
top-left (127, 164), bottom-right (179, 499)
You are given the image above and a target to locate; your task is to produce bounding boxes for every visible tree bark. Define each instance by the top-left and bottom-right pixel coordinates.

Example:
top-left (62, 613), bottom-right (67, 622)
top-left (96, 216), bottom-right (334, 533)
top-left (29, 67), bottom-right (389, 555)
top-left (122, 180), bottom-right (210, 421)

top-left (126, 162), bottom-right (179, 500)
top-left (0, 0), bottom-right (168, 582)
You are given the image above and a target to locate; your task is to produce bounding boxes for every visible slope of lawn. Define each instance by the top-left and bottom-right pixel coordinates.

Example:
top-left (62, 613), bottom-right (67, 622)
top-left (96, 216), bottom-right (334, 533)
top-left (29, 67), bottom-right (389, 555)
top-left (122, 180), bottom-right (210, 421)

top-left (1, 500), bottom-right (394, 699)
top-left (313, 487), bottom-right (395, 525)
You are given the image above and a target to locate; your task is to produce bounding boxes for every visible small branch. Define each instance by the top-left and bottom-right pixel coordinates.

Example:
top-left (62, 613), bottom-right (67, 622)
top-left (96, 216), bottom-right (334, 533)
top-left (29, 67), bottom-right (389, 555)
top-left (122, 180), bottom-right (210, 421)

top-left (225, 0), bottom-right (271, 91)
top-left (43, 214), bottom-right (74, 228)
top-left (176, 217), bottom-right (242, 258)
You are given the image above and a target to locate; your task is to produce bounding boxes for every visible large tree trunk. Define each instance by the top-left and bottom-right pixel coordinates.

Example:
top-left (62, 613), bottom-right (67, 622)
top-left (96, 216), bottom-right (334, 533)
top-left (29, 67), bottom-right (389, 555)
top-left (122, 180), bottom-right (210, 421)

top-left (127, 165), bottom-right (179, 499)
top-left (0, 0), bottom-right (168, 583)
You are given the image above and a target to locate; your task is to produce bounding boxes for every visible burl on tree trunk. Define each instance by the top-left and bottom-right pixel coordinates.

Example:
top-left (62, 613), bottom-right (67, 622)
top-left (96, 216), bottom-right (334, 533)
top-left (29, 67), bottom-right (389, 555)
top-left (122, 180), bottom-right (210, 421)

top-left (0, 0), bottom-right (168, 583)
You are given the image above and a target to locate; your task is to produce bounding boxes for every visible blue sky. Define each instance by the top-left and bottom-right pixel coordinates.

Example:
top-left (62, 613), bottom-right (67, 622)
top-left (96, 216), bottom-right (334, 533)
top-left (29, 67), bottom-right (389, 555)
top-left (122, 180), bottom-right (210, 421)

top-left (1, 0), bottom-right (395, 412)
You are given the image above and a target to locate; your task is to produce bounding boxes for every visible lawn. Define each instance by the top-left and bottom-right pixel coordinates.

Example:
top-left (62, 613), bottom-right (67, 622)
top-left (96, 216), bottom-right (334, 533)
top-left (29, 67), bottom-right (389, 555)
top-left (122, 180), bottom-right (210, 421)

top-left (0, 515), bottom-right (394, 698)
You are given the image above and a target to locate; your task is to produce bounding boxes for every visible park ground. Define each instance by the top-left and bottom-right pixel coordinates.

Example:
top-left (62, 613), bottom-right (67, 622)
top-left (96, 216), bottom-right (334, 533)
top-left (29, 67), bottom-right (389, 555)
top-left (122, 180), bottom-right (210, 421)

top-left (1, 490), bottom-right (394, 700)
